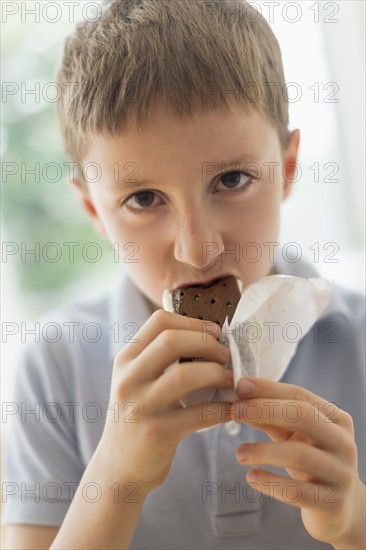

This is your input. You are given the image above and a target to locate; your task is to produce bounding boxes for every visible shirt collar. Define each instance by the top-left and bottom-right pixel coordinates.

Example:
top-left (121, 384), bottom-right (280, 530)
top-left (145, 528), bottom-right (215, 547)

top-left (108, 269), bottom-right (154, 361)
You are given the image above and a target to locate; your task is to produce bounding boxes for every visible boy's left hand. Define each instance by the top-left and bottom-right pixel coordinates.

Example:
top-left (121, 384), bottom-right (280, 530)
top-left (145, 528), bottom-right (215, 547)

top-left (230, 377), bottom-right (366, 550)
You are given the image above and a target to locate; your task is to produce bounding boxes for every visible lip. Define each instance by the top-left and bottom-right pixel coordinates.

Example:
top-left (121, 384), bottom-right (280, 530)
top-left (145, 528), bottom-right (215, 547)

top-left (172, 273), bottom-right (236, 291)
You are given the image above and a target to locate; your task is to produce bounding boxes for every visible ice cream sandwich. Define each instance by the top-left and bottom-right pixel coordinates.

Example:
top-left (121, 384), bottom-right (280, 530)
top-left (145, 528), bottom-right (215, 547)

top-left (162, 276), bottom-right (242, 362)
top-left (163, 276), bottom-right (242, 327)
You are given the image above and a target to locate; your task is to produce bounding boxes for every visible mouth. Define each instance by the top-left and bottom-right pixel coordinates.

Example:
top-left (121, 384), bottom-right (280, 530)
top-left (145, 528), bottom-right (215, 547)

top-left (173, 274), bottom-right (242, 292)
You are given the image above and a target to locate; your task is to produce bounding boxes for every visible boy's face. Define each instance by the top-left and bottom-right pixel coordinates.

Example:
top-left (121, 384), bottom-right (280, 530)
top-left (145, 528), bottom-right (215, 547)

top-left (78, 101), bottom-right (300, 311)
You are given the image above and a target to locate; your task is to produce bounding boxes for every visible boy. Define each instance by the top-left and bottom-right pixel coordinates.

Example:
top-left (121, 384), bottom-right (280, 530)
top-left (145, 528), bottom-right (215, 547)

top-left (3, 1), bottom-right (365, 549)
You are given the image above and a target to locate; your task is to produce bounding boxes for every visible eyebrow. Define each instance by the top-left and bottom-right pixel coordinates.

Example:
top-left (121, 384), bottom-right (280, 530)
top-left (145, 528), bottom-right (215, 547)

top-left (114, 155), bottom-right (260, 189)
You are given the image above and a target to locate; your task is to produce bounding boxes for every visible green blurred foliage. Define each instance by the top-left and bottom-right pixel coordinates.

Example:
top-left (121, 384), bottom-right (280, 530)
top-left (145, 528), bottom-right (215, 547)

top-left (1, 4), bottom-right (117, 316)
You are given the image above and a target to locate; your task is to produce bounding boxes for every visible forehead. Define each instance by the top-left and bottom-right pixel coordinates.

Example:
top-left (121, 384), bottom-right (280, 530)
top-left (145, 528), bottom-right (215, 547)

top-left (85, 104), bottom-right (281, 177)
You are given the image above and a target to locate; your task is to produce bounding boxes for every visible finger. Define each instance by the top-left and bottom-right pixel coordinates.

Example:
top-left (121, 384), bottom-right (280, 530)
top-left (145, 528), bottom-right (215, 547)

top-left (244, 469), bottom-right (341, 511)
top-left (146, 361), bottom-right (234, 412)
top-left (236, 377), bottom-right (352, 433)
top-left (152, 400), bottom-right (234, 437)
top-left (118, 309), bottom-right (221, 360)
top-left (131, 329), bottom-right (230, 382)
top-left (232, 398), bottom-right (349, 456)
top-left (236, 441), bottom-right (345, 485)
top-left (237, 422), bottom-right (295, 442)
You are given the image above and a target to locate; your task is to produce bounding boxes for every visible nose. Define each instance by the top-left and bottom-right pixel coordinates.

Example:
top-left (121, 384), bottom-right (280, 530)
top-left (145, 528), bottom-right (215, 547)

top-left (173, 208), bottom-right (224, 269)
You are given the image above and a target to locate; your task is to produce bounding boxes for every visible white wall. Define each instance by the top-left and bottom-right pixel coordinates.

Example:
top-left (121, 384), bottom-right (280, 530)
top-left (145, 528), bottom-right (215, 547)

top-left (252, 0), bottom-right (365, 291)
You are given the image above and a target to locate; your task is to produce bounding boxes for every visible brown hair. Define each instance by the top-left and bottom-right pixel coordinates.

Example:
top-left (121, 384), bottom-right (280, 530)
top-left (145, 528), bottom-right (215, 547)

top-left (55, 0), bottom-right (290, 184)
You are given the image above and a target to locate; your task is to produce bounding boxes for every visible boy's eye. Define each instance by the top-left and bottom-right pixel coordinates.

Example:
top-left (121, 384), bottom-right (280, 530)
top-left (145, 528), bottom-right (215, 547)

top-left (216, 171), bottom-right (254, 191)
top-left (124, 190), bottom-right (161, 211)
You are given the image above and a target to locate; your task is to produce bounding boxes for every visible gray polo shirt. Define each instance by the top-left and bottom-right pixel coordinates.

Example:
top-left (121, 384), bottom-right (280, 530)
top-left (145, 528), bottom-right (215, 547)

top-left (3, 256), bottom-right (365, 549)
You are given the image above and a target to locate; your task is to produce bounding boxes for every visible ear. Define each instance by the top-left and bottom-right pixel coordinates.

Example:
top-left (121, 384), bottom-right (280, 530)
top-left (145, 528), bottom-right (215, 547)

top-left (69, 178), bottom-right (108, 239)
top-left (282, 129), bottom-right (301, 200)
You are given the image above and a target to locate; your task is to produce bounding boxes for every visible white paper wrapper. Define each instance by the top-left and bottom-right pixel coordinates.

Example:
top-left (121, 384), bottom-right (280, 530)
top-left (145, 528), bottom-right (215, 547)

top-left (166, 275), bottom-right (333, 408)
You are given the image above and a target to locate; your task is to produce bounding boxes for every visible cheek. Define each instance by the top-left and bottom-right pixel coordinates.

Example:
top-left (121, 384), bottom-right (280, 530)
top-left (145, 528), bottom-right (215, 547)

top-left (106, 219), bottom-right (167, 279)
top-left (224, 187), bottom-right (282, 240)
top-left (220, 186), bottom-right (282, 279)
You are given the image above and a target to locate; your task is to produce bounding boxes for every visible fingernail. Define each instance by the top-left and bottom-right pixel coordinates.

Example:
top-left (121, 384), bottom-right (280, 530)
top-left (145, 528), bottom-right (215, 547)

top-left (238, 443), bottom-right (249, 461)
top-left (247, 470), bottom-right (257, 482)
top-left (212, 322), bottom-right (221, 334)
top-left (238, 378), bottom-right (255, 397)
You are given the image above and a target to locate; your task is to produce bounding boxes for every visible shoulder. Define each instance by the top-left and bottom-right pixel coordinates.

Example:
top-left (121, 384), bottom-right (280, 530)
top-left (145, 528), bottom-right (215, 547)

top-left (308, 283), bottom-right (366, 371)
top-left (12, 293), bottom-right (111, 401)
top-left (325, 283), bottom-right (365, 333)
top-left (40, 292), bottom-right (110, 330)
top-left (333, 284), bottom-right (365, 320)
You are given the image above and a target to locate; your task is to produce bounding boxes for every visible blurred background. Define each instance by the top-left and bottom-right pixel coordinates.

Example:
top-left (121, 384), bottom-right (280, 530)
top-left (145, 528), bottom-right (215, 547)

top-left (1, 1), bottom-right (365, 410)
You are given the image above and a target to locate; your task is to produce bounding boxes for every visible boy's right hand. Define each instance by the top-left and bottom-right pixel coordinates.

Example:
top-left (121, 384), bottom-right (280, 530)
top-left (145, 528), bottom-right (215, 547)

top-left (97, 309), bottom-right (234, 496)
